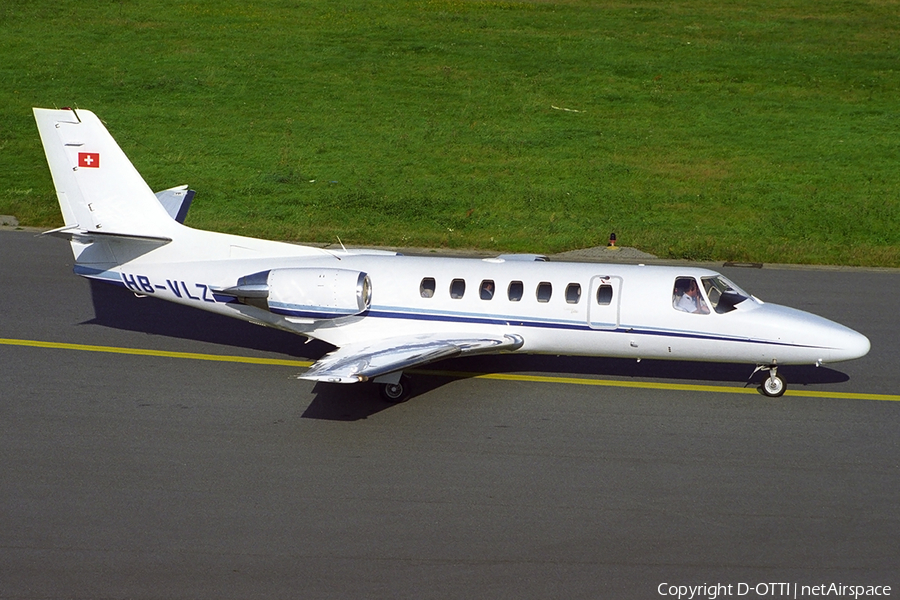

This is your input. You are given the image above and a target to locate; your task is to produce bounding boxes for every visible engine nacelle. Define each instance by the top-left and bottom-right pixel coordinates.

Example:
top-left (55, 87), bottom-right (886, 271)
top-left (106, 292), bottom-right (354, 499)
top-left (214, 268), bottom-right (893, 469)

top-left (227, 268), bottom-right (371, 319)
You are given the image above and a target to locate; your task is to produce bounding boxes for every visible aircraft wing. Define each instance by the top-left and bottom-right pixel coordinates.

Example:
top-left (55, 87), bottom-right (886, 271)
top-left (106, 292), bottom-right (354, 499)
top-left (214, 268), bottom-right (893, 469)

top-left (300, 333), bottom-right (525, 383)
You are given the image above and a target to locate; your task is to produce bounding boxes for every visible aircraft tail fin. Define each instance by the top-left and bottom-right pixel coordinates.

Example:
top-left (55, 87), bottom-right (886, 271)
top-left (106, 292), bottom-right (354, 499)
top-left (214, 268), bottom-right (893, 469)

top-left (33, 107), bottom-right (179, 240)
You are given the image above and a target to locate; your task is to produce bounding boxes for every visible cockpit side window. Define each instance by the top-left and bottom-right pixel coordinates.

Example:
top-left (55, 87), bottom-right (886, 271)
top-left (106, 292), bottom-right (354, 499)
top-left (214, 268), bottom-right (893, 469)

top-left (673, 277), bottom-right (710, 314)
top-left (702, 276), bottom-right (750, 314)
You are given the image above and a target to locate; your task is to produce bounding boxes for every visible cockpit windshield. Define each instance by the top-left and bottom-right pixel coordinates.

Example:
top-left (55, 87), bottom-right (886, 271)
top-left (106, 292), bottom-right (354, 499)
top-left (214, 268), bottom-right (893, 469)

top-left (701, 275), bottom-right (752, 314)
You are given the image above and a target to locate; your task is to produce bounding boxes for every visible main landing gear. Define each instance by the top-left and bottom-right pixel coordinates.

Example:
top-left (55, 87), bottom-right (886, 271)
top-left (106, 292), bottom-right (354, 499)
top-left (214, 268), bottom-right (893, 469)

top-left (375, 373), bottom-right (412, 403)
top-left (752, 364), bottom-right (786, 398)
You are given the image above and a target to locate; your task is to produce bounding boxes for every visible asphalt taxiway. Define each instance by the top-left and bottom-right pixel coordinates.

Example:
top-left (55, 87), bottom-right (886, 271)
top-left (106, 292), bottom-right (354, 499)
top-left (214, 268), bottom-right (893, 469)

top-left (1, 228), bottom-right (898, 599)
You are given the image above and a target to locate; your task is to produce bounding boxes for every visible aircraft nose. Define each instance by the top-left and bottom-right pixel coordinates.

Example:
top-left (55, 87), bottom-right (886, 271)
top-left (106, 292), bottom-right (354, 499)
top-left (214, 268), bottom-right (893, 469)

top-left (830, 327), bottom-right (870, 362)
top-left (760, 304), bottom-right (870, 364)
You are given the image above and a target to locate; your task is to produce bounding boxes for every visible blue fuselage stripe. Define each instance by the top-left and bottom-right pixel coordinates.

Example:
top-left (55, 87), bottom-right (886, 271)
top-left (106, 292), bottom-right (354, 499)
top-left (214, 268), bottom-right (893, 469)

top-left (363, 308), bottom-right (824, 350)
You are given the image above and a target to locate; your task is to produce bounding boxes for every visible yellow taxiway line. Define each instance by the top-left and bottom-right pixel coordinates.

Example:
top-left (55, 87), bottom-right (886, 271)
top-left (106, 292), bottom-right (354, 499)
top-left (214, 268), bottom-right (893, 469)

top-left (2, 337), bottom-right (897, 402)
top-left (0, 337), bottom-right (314, 368)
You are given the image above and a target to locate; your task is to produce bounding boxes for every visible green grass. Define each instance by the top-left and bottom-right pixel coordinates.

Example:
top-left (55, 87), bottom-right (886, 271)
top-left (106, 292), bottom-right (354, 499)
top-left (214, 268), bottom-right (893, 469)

top-left (2, 0), bottom-right (899, 266)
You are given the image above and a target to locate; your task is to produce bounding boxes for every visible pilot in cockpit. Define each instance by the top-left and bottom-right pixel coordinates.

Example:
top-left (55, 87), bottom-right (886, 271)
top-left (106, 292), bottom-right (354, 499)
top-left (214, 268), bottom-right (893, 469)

top-left (673, 278), bottom-right (710, 314)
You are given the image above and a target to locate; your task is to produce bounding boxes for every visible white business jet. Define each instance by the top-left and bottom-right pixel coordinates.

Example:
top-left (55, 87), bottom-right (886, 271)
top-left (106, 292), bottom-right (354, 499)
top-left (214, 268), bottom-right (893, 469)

top-left (33, 107), bottom-right (870, 400)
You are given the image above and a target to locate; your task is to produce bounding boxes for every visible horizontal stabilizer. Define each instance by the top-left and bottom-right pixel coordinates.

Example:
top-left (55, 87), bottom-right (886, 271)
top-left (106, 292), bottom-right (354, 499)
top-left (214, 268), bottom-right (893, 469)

top-left (42, 225), bottom-right (172, 245)
top-left (154, 185), bottom-right (195, 223)
top-left (300, 333), bottom-right (525, 383)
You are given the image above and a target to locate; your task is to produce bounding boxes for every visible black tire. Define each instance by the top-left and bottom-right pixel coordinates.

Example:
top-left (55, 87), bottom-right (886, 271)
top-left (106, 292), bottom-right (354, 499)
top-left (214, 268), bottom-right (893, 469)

top-left (379, 376), bottom-right (411, 403)
top-left (759, 373), bottom-right (787, 398)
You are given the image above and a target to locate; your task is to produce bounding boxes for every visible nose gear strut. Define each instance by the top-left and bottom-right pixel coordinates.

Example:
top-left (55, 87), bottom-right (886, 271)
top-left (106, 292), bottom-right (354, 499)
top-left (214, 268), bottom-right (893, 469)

top-left (750, 364), bottom-right (786, 397)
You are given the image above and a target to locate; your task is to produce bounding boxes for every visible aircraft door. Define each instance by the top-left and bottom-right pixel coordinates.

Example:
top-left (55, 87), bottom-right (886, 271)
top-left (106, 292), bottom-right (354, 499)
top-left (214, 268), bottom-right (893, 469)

top-left (587, 276), bottom-right (622, 330)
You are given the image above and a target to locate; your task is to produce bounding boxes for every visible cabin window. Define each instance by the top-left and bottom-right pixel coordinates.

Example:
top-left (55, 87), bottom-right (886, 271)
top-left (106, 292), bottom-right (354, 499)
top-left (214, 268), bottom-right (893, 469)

top-left (480, 280), bottom-right (495, 300)
top-left (420, 277), bottom-right (436, 298)
top-left (673, 277), bottom-right (709, 314)
top-left (565, 283), bottom-right (581, 304)
top-left (596, 284), bottom-right (613, 305)
top-left (536, 282), bottom-right (552, 303)
top-left (450, 278), bottom-right (466, 299)
top-left (508, 281), bottom-right (524, 302)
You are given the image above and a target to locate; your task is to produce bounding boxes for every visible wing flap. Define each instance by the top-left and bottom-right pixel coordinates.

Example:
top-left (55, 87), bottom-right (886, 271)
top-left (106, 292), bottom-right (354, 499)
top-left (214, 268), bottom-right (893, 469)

top-left (300, 333), bottom-right (524, 383)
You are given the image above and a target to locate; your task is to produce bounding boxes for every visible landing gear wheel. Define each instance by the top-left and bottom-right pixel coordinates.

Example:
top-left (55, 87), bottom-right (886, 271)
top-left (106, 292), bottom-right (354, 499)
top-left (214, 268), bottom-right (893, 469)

top-left (760, 373), bottom-right (786, 398)
top-left (379, 375), bottom-right (411, 403)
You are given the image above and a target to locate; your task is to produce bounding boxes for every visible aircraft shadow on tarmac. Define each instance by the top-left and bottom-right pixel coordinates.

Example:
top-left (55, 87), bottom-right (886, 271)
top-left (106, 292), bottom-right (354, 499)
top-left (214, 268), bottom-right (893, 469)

top-left (86, 279), bottom-right (334, 359)
top-left (87, 281), bottom-right (851, 421)
top-left (303, 357), bottom-right (850, 420)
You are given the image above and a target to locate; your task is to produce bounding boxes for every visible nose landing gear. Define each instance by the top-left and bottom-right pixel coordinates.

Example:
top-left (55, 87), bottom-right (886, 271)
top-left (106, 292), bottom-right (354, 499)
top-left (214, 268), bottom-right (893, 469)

top-left (761, 371), bottom-right (786, 397)
top-left (752, 364), bottom-right (786, 398)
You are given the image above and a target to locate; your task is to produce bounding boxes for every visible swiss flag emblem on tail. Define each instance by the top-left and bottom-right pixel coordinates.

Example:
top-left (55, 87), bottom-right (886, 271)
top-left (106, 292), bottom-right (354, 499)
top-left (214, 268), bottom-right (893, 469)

top-left (78, 152), bottom-right (100, 168)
